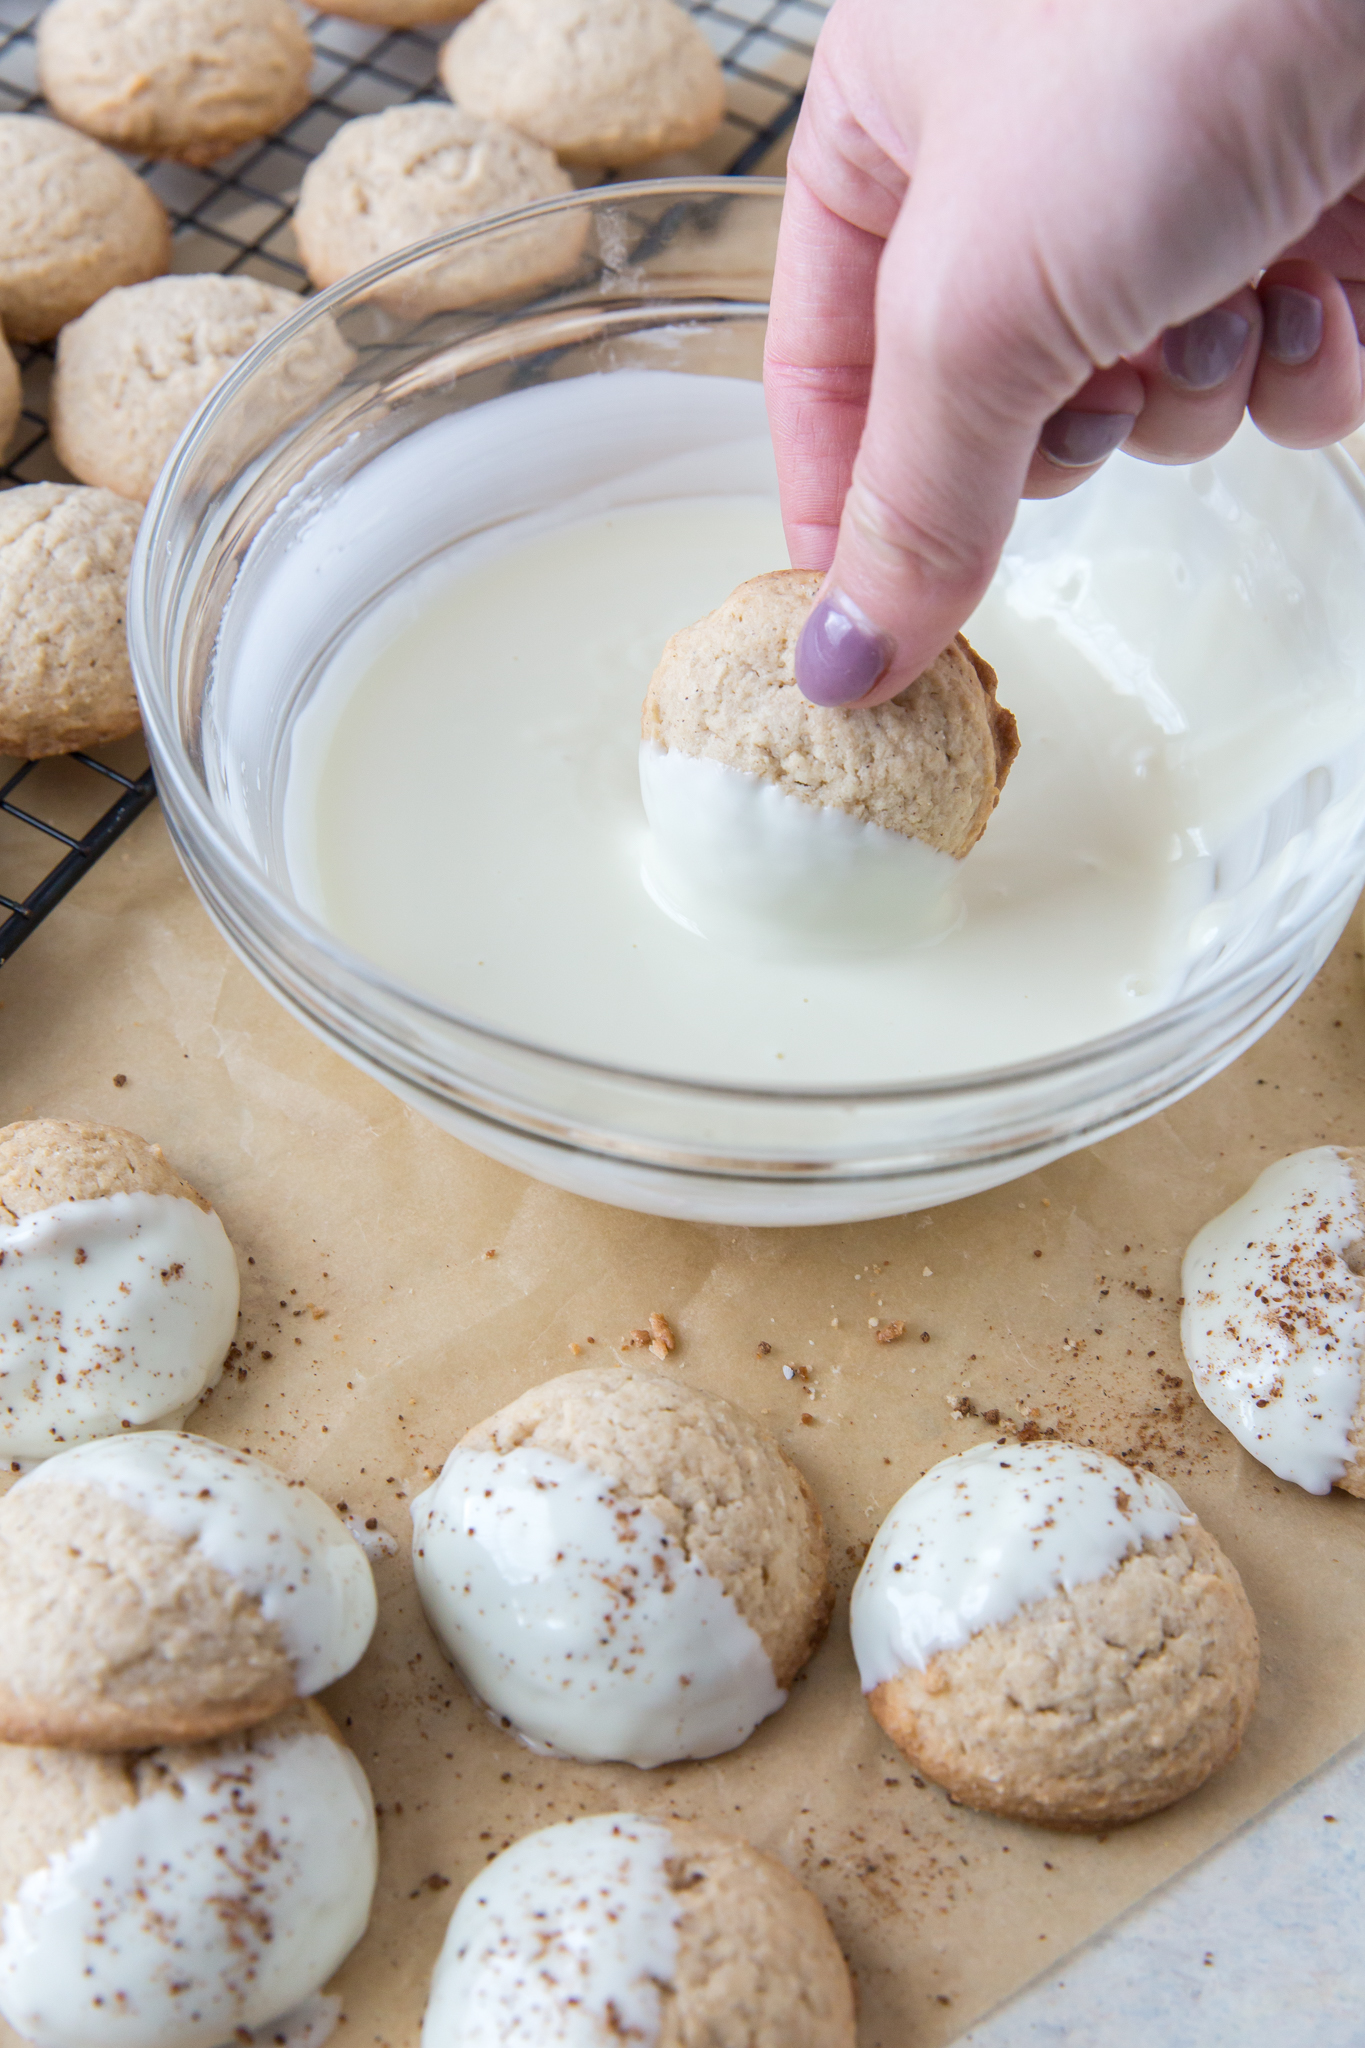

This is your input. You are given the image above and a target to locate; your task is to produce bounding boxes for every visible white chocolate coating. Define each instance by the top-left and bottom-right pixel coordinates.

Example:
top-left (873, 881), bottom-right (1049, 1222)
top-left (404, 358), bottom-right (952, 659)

top-left (0, 1718), bottom-right (377, 2048)
top-left (421, 1812), bottom-right (678, 2048)
top-left (851, 1441), bottom-right (1190, 1691)
top-left (0, 1193), bottom-right (240, 1460)
top-left (411, 1444), bottom-right (785, 1769)
top-left (638, 743), bottom-right (961, 953)
top-left (1181, 1146), bottom-right (1365, 1493)
top-left (17, 1432), bottom-right (378, 1691)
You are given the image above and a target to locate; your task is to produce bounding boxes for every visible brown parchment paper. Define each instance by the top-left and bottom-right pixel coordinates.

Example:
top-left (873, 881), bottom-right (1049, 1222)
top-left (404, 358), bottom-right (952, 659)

top-left (3, 794), bottom-right (1365, 2048)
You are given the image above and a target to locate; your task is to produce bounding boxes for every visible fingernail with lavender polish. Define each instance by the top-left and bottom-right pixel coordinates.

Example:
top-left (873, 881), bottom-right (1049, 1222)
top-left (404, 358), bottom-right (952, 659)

top-left (1262, 285), bottom-right (1323, 366)
top-left (1039, 409), bottom-right (1137, 469)
top-left (796, 590), bottom-right (895, 706)
top-left (1161, 307), bottom-right (1252, 389)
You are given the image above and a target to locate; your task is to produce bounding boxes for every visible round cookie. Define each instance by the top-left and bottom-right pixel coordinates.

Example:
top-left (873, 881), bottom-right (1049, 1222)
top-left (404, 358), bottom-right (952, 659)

top-left (422, 1811), bottom-right (856, 2047)
top-left (52, 273), bottom-right (349, 506)
top-left (0, 323), bottom-right (20, 460)
top-left (0, 1120), bottom-right (241, 1460)
top-left (412, 1363), bottom-right (832, 1767)
top-left (0, 1431), bottom-right (378, 1748)
top-left (439, 0), bottom-right (726, 169)
top-left (644, 568), bottom-right (1019, 856)
top-left (0, 115), bottom-right (170, 345)
top-left (37, 0), bottom-right (313, 168)
top-left (1182, 1145), bottom-right (1365, 1496)
top-left (0, 485), bottom-right (142, 759)
top-left (294, 103), bottom-right (581, 317)
top-left (852, 1441), bottom-right (1259, 1830)
top-left (0, 1702), bottom-right (377, 2048)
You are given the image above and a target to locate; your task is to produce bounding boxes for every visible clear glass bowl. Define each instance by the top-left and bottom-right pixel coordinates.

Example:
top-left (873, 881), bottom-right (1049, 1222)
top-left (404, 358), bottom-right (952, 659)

top-left (129, 180), bottom-right (1365, 1226)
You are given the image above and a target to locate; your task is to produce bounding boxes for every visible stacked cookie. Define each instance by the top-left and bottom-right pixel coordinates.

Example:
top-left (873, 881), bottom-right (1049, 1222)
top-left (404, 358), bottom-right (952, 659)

top-left (0, 1134), bottom-right (381, 2048)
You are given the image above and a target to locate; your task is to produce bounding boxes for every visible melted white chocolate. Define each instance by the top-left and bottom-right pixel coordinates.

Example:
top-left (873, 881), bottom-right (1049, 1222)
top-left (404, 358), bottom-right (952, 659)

top-left (411, 1443), bottom-right (785, 1768)
top-left (851, 1440), bottom-right (1190, 1691)
top-left (422, 1813), bottom-right (678, 2047)
top-left (0, 1193), bottom-right (240, 1461)
top-left (1181, 1146), bottom-right (1365, 1493)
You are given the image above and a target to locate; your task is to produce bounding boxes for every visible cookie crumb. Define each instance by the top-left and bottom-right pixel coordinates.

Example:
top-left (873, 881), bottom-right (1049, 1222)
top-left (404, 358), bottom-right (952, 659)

top-left (799, 1412), bottom-right (817, 1427)
top-left (648, 1312), bottom-right (675, 1360)
top-left (621, 1328), bottom-right (651, 1350)
top-left (568, 1342), bottom-right (583, 1356)
top-left (876, 1321), bottom-right (907, 1345)
top-left (755, 1340), bottom-right (772, 1357)
top-left (483, 1248), bottom-right (497, 1259)
top-left (112, 1073), bottom-right (127, 1087)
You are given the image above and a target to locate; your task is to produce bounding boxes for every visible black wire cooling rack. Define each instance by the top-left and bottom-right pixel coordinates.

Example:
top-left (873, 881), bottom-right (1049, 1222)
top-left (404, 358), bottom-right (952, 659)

top-left (0, 0), bottom-right (823, 964)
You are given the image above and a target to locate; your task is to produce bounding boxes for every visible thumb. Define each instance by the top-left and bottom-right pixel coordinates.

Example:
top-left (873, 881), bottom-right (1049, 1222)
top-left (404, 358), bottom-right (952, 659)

top-left (794, 175), bottom-right (1135, 708)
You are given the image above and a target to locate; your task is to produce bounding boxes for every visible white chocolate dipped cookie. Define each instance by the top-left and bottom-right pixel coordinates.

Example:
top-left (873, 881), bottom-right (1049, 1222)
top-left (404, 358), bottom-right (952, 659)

top-left (293, 104), bottom-right (580, 317)
top-left (851, 1440), bottom-right (1259, 1830)
top-left (422, 1811), bottom-right (856, 2048)
top-left (0, 1702), bottom-right (377, 2048)
top-left (1182, 1145), bottom-right (1365, 1495)
top-left (52, 274), bottom-right (350, 506)
top-left (439, 0), bottom-right (725, 169)
top-left (0, 114), bottom-right (170, 345)
top-left (411, 1364), bottom-right (832, 1768)
top-left (0, 1432), bottom-right (377, 1748)
top-left (640, 569), bottom-right (1019, 949)
top-left (37, 0), bottom-right (313, 167)
top-left (0, 1121), bottom-right (240, 1460)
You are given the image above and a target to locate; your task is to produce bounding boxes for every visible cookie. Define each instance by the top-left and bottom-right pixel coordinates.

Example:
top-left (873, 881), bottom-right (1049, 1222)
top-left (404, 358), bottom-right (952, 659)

top-left (0, 323), bottom-right (20, 459)
top-left (852, 1441), bottom-right (1259, 1830)
top-left (51, 273), bottom-right (350, 506)
top-left (412, 1363), bottom-right (833, 1767)
top-left (0, 1120), bottom-right (241, 1460)
top-left (0, 486), bottom-right (143, 759)
top-left (0, 1431), bottom-right (378, 1748)
top-left (0, 1703), bottom-right (377, 2048)
top-left (38, 0), bottom-right (313, 168)
top-left (294, 103), bottom-right (581, 316)
top-left (0, 114), bottom-right (170, 345)
top-left (439, 0), bottom-right (726, 169)
top-left (422, 1811), bottom-right (856, 2047)
top-left (1182, 1145), bottom-right (1365, 1496)
top-left (643, 568), bottom-right (1019, 855)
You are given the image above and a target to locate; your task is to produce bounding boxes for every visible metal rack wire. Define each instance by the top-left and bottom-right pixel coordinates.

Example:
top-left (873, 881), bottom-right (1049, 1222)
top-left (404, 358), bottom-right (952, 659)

top-left (0, 0), bottom-right (823, 962)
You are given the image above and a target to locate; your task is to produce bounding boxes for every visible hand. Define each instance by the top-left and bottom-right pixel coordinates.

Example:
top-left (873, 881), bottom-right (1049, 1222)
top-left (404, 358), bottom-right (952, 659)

top-left (765, 0), bottom-right (1365, 706)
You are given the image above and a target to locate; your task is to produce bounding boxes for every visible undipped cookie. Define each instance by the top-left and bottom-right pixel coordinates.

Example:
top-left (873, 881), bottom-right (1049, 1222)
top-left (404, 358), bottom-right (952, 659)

top-left (0, 1431), bottom-right (378, 1748)
top-left (852, 1440), bottom-right (1260, 1830)
top-left (0, 114), bottom-right (170, 344)
top-left (38, 0), bottom-right (313, 167)
top-left (52, 273), bottom-right (350, 504)
top-left (0, 487), bottom-right (142, 759)
top-left (412, 1363), bottom-right (832, 1767)
top-left (643, 569), bottom-right (1019, 855)
top-left (440, 0), bottom-right (726, 168)
top-left (0, 1120), bottom-right (241, 1458)
top-left (422, 1811), bottom-right (856, 2047)
top-left (0, 1703), bottom-right (377, 2048)
top-left (294, 103), bottom-right (581, 315)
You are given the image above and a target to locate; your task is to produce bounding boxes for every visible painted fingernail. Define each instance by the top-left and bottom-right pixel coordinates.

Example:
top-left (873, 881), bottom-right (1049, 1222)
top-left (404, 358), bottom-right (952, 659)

top-left (1161, 308), bottom-right (1252, 389)
top-left (796, 590), bottom-right (895, 706)
top-left (1038, 409), bottom-right (1137, 469)
top-left (1262, 285), bottom-right (1324, 366)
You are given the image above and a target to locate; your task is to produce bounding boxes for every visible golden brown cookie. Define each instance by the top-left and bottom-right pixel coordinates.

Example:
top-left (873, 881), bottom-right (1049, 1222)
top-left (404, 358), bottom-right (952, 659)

top-left (38, 0), bottom-right (313, 167)
top-left (459, 1363), bottom-right (833, 1687)
top-left (0, 114), bottom-right (170, 344)
top-left (439, 0), bottom-right (726, 169)
top-left (51, 274), bottom-right (348, 505)
top-left (294, 103), bottom-right (581, 316)
top-left (0, 1431), bottom-right (377, 1749)
top-left (0, 487), bottom-right (142, 759)
top-left (643, 568), bottom-right (1019, 856)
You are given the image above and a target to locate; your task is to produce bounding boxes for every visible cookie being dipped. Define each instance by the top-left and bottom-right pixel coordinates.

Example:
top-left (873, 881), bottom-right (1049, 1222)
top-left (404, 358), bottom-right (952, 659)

top-left (641, 567), bottom-right (1018, 948)
top-left (851, 1440), bottom-right (1259, 1830)
top-left (1182, 1145), bottom-right (1365, 1494)
top-left (0, 1120), bottom-right (240, 1455)
top-left (0, 1432), bottom-right (377, 1748)
top-left (422, 1812), bottom-right (856, 2048)
top-left (412, 1363), bottom-right (832, 1768)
